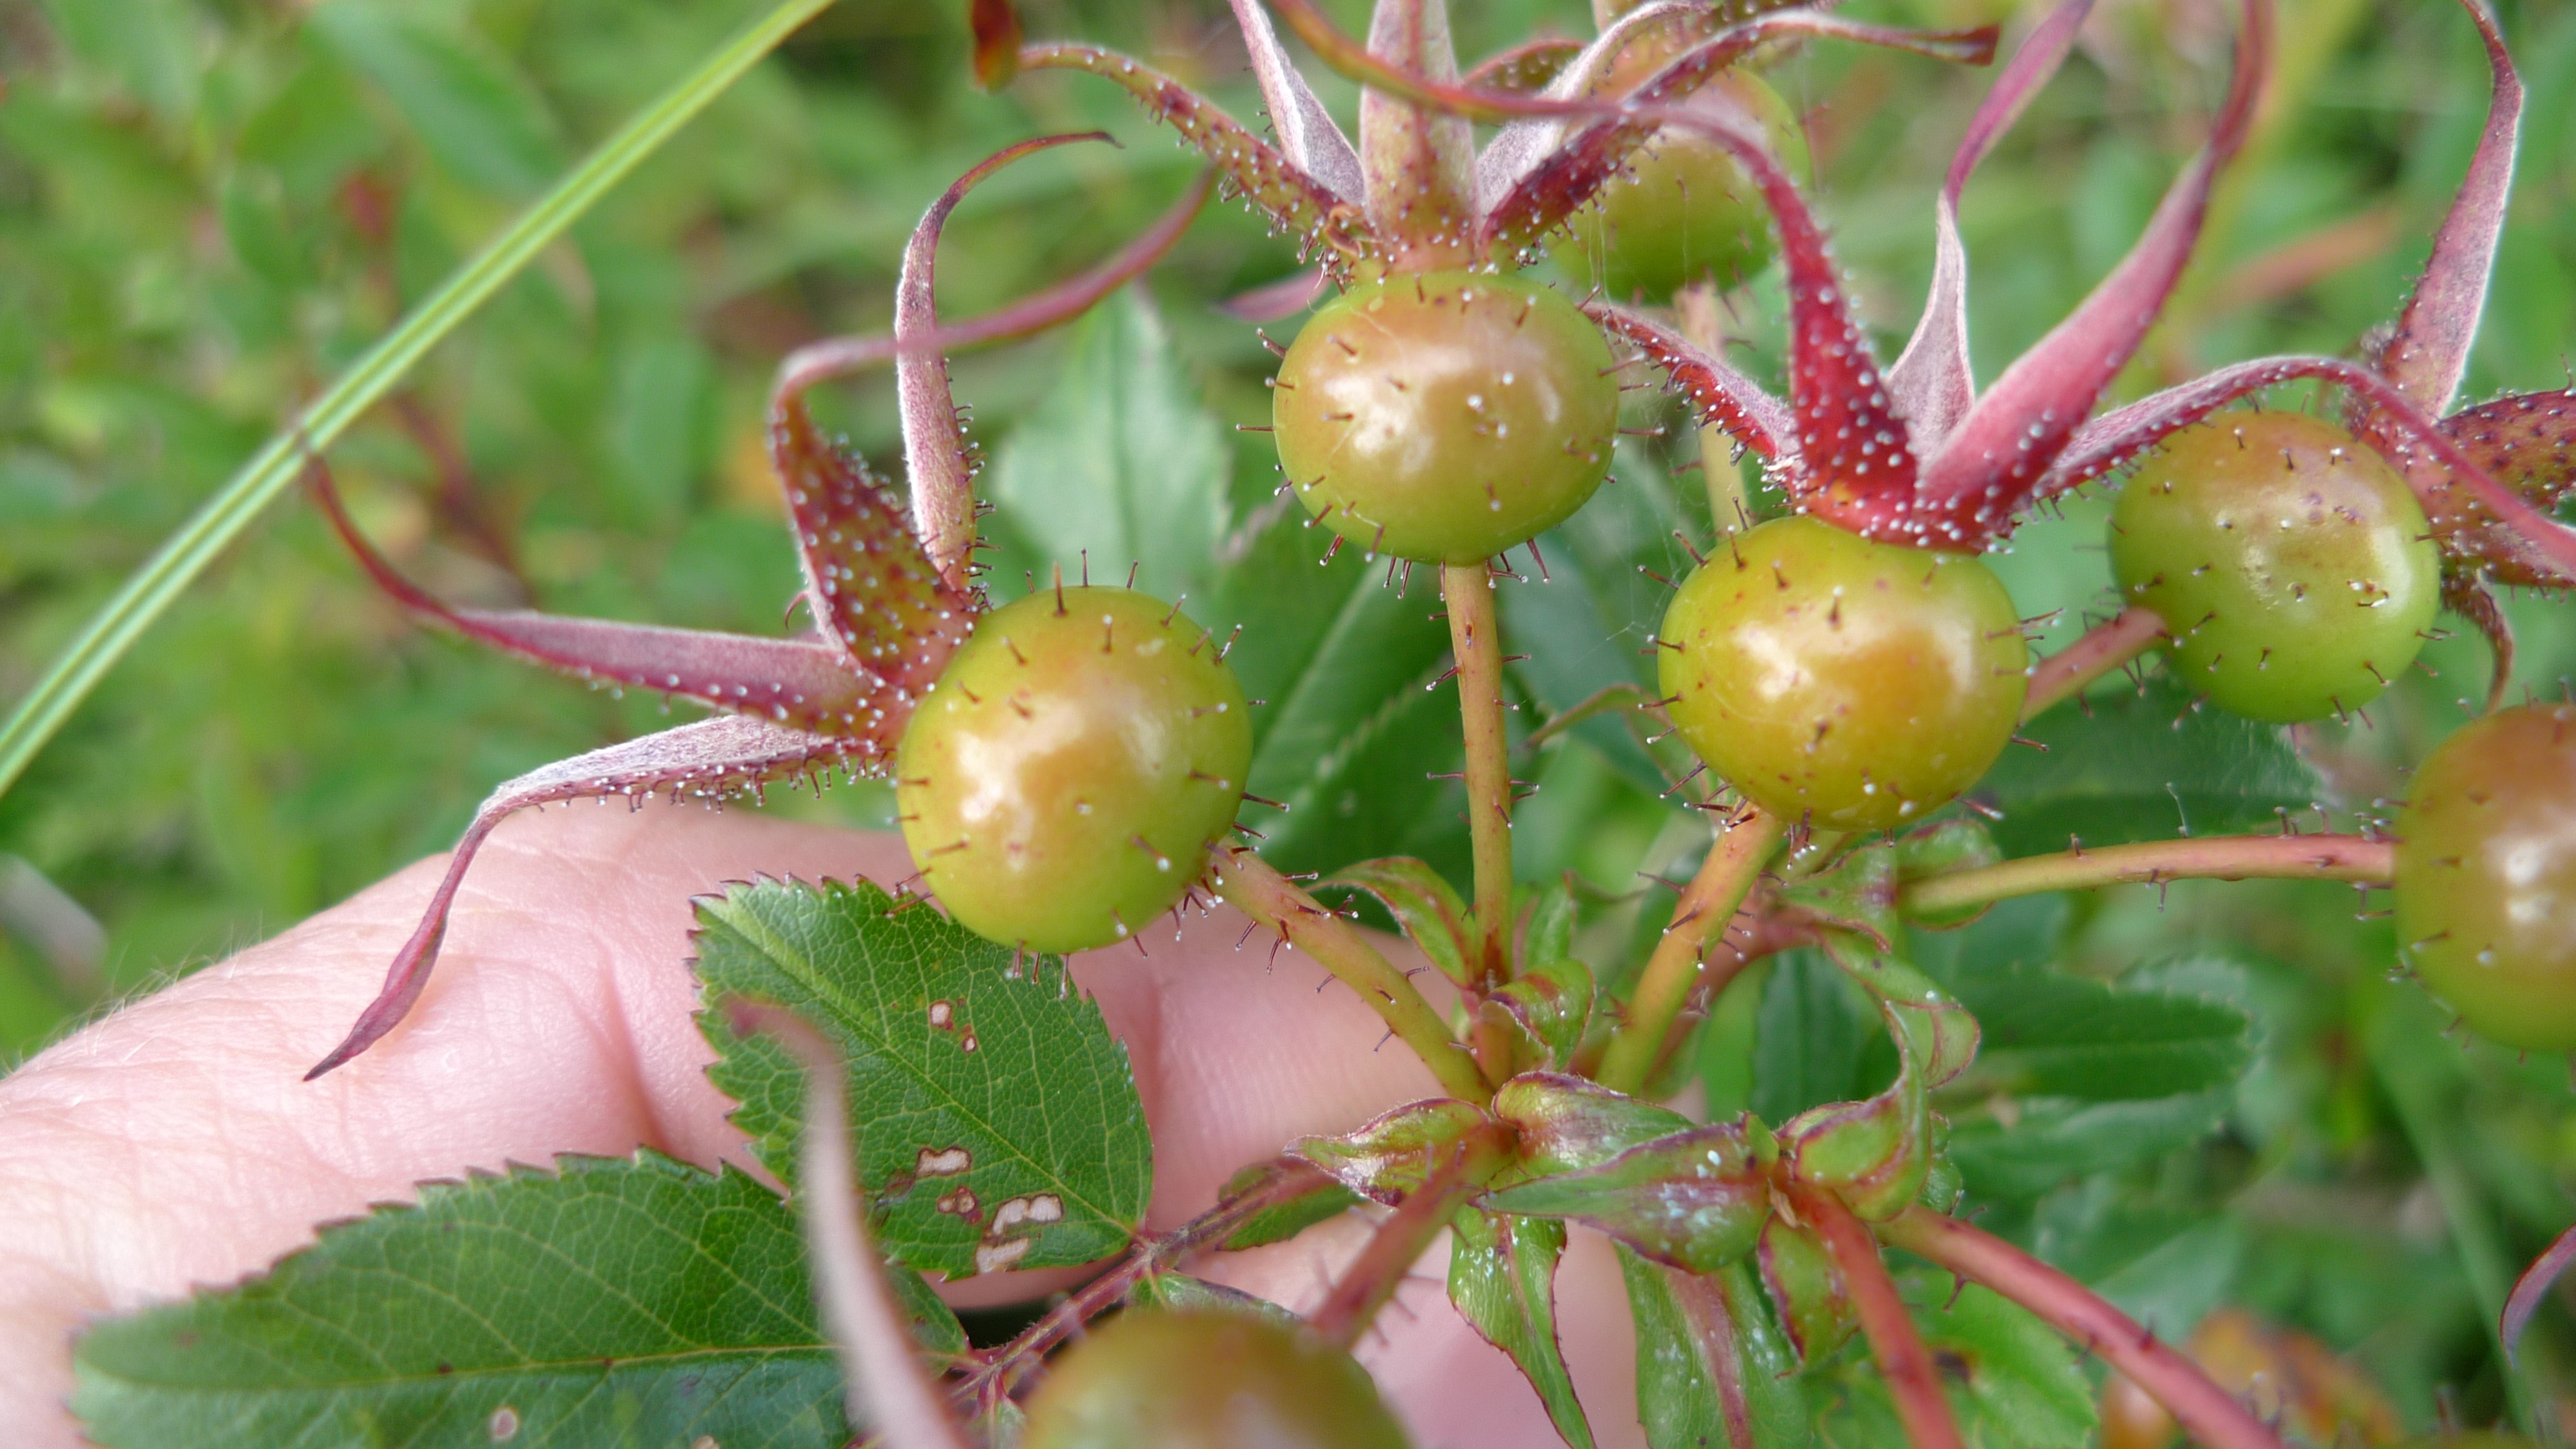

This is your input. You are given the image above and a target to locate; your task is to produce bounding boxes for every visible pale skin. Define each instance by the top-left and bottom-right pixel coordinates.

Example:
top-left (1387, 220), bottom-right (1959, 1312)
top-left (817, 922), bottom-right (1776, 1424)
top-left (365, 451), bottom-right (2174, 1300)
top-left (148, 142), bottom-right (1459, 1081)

top-left (0, 799), bottom-right (1642, 1446)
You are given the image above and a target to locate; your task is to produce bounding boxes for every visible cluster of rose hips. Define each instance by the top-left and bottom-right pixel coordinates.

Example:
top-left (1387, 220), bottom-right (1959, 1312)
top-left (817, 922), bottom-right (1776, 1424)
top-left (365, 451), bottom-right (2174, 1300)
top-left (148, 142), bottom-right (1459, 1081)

top-left (297, 0), bottom-right (2576, 1437)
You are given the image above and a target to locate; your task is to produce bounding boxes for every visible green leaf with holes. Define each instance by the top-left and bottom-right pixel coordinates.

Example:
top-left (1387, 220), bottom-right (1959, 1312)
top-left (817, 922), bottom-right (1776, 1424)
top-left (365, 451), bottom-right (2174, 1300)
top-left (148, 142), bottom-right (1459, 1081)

top-left (70, 1152), bottom-right (963, 1448)
top-left (695, 878), bottom-right (1151, 1280)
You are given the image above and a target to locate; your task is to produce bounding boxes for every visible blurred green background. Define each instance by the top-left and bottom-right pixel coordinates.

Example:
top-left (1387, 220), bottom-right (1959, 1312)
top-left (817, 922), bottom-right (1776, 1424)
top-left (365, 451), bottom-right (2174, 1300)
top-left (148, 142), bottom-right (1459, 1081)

top-left (6, 0), bottom-right (2576, 1435)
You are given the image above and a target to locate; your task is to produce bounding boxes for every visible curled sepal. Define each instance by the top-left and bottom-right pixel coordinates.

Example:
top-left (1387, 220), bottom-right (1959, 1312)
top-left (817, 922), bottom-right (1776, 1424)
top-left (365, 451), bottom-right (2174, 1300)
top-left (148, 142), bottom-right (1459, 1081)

top-left (2034, 354), bottom-right (2576, 585)
top-left (969, 0), bottom-right (1023, 89)
top-left (1481, 958), bottom-right (1598, 1073)
top-left (770, 397), bottom-right (978, 696)
top-left (1777, 1000), bottom-right (1931, 1220)
top-left (1019, 43), bottom-right (1367, 265)
top-left (307, 718), bottom-right (863, 1078)
top-left (2442, 571), bottom-right (2517, 715)
top-left (1324, 856), bottom-right (1475, 988)
top-left (1888, 0), bottom-right (2099, 451)
top-left (1755, 1214), bottom-right (1856, 1364)
top-left (1469, 0), bottom-right (1711, 229)
top-left (1663, 108), bottom-right (1922, 532)
top-left (1816, 935), bottom-right (1981, 1089)
top-left (2505, 1220), bottom-right (2576, 1363)
top-left (1492, 1071), bottom-right (1695, 1179)
top-left (897, 133), bottom-right (1121, 586)
top-left (2370, 0), bottom-right (2520, 418)
top-left (1587, 301), bottom-right (1794, 460)
top-left (1915, 0), bottom-right (2272, 545)
top-left (1289, 1097), bottom-right (1505, 1204)
top-left (1450, 1211), bottom-right (1595, 1449)
top-left (1892, 820), bottom-right (2005, 930)
top-left (1478, 1116), bottom-right (1775, 1274)
top-left (777, 167), bottom-right (1216, 395)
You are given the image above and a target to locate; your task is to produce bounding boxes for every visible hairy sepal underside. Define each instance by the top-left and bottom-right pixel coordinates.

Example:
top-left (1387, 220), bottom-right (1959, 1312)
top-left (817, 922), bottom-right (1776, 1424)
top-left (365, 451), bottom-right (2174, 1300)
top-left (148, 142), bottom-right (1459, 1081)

top-left (301, 129), bottom-right (1241, 1076)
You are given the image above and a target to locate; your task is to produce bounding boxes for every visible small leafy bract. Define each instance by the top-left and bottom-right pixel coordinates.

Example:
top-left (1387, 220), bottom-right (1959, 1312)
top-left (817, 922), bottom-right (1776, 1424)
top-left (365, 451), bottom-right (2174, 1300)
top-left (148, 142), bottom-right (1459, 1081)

top-left (695, 877), bottom-right (1151, 1280)
top-left (1450, 1210), bottom-right (1592, 1449)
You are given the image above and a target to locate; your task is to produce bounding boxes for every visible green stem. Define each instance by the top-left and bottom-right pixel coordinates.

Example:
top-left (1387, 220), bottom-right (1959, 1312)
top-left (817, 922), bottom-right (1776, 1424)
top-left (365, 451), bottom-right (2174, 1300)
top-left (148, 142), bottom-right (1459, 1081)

top-left (1599, 808), bottom-right (1783, 1095)
top-left (2022, 606), bottom-right (2164, 721)
top-left (1678, 283), bottom-right (1753, 538)
top-left (0, 0), bottom-right (839, 806)
top-left (1213, 847), bottom-right (1489, 1101)
top-left (1898, 833), bottom-right (2389, 921)
top-left (1444, 563), bottom-right (1515, 987)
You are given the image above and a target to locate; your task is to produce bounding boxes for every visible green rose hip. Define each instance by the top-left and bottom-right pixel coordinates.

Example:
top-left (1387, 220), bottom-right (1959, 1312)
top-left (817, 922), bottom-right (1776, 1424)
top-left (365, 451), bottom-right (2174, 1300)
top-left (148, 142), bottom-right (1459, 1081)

top-left (897, 586), bottom-right (1250, 952)
top-left (1659, 516), bottom-right (2028, 832)
top-left (2110, 412), bottom-right (2440, 723)
top-left (1272, 271), bottom-right (1619, 565)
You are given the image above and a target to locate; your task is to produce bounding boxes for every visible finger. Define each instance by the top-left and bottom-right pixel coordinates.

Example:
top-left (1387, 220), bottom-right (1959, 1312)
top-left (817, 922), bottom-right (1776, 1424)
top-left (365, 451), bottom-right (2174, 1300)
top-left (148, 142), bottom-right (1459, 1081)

top-left (0, 800), bottom-right (1642, 1446)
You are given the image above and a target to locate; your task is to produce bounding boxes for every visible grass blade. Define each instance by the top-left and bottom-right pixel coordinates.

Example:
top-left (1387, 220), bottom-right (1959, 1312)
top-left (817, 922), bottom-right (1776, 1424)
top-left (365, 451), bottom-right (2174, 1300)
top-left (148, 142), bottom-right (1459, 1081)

top-left (0, 0), bottom-right (839, 804)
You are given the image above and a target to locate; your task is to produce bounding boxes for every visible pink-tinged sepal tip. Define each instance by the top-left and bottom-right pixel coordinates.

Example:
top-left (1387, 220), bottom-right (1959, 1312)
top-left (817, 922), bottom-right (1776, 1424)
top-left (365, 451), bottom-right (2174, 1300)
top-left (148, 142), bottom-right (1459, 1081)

top-left (1913, 0), bottom-right (2272, 539)
top-left (2364, 0), bottom-right (2520, 421)
top-left (1888, 0), bottom-right (2099, 454)
top-left (2505, 1219), bottom-right (2576, 1363)
top-left (305, 718), bottom-right (862, 1078)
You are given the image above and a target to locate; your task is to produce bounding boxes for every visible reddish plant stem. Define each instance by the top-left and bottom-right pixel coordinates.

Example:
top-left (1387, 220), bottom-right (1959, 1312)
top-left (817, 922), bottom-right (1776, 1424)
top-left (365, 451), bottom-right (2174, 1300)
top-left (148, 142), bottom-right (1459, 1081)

top-left (1899, 832), bottom-right (2390, 920)
top-left (1881, 1208), bottom-right (2290, 1449)
top-left (1599, 808), bottom-right (1784, 1095)
top-left (2022, 606), bottom-right (2164, 720)
top-left (950, 1159), bottom-right (1333, 1409)
top-left (1308, 1147), bottom-right (1491, 1350)
top-left (1213, 845), bottom-right (1489, 1100)
top-left (1799, 1189), bottom-right (1964, 1449)
top-left (1444, 563), bottom-right (1516, 990)
top-left (390, 394), bottom-right (526, 586)
top-left (730, 1004), bottom-right (973, 1449)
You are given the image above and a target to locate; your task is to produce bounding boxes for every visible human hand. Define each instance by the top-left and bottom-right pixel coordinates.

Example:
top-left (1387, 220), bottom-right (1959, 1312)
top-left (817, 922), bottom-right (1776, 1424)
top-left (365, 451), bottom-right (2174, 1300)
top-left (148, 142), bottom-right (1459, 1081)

top-left (0, 799), bottom-right (1640, 1446)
